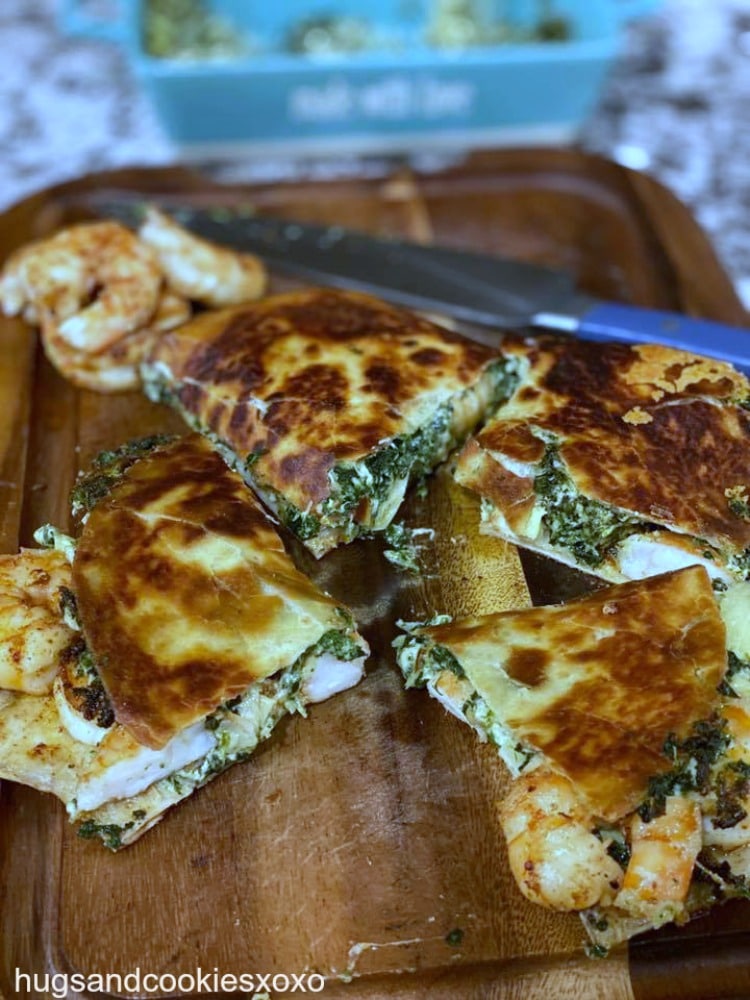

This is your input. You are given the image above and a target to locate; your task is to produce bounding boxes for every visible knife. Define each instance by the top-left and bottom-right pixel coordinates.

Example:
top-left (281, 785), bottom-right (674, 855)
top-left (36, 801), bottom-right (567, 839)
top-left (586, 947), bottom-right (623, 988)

top-left (95, 199), bottom-right (750, 372)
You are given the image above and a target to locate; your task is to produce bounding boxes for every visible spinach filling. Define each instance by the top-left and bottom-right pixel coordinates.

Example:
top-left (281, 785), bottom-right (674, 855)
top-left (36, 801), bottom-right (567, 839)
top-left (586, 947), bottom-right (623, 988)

top-left (394, 633), bottom-right (540, 773)
top-left (382, 522), bottom-right (424, 573)
top-left (718, 651), bottom-right (749, 699)
top-left (396, 635), bottom-right (465, 688)
top-left (144, 358), bottom-right (519, 545)
top-left (80, 618), bottom-right (364, 848)
top-left (276, 498), bottom-right (322, 540)
top-left (315, 630), bottom-right (363, 661)
top-left (534, 442), bottom-right (645, 568)
top-left (70, 434), bottom-right (176, 518)
top-left (78, 820), bottom-right (133, 851)
top-left (638, 715), bottom-right (731, 823)
top-left (323, 402), bottom-right (455, 530)
top-left (318, 360), bottom-right (520, 538)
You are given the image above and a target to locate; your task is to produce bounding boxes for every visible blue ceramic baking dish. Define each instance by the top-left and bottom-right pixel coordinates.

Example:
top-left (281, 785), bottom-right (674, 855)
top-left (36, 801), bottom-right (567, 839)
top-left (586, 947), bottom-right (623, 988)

top-left (61, 0), bottom-right (660, 156)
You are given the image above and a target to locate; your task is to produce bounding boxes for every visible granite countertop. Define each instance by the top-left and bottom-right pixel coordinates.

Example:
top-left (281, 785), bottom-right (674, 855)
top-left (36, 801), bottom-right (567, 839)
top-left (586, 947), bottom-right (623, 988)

top-left (2, 0), bottom-right (749, 305)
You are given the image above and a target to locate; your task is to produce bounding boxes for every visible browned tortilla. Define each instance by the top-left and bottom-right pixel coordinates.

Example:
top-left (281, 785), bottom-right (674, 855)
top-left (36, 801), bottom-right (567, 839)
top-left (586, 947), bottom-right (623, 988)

top-left (147, 288), bottom-right (500, 513)
top-left (455, 336), bottom-right (750, 559)
top-left (72, 434), bottom-right (348, 748)
top-left (415, 565), bottom-right (726, 820)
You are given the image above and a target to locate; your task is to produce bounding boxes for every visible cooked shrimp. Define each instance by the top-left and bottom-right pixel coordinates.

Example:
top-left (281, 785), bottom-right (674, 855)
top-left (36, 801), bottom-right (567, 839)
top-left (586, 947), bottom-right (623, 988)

top-left (42, 288), bottom-right (191, 393)
top-left (0, 549), bottom-right (74, 695)
top-left (614, 795), bottom-right (701, 923)
top-left (1, 221), bottom-right (162, 354)
top-left (139, 206), bottom-right (267, 307)
top-left (499, 769), bottom-right (623, 910)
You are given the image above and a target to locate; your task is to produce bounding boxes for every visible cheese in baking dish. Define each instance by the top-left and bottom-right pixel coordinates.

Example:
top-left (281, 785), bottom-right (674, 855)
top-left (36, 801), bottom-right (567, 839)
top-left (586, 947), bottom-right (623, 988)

top-left (453, 336), bottom-right (750, 585)
top-left (142, 287), bottom-right (520, 557)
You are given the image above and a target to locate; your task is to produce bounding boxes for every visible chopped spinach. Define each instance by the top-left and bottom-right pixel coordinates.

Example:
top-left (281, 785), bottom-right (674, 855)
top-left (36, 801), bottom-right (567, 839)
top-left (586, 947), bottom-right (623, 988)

top-left (486, 356), bottom-right (522, 407)
top-left (606, 839), bottom-right (631, 870)
top-left (245, 447), bottom-right (267, 470)
top-left (584, 943), bottom-right (609, 959)
top-left (718, 651), bottom-right (749, 699)
top-left (325, 402), bottom-right (454, 525)
top-left (312, 629), bottom-right (364, 662)
top-left (77, 820), bottom-right (133, 851)
top-left (534, 442), bottom-right (642, 567)
top-left (59, 638), bottom-right (115, 728)
top-left (726, 487), bottom-right (750, 521)
top-left (58, 586), bottom-right (81, 630)
top-left (275, 497), bottom-right (321, 540)
top-left (697, 850), bottom-right (750, 898)
top-left (713, 760), bottom-right (750, 828)
top-left (638, 716), bottom-right (729, 822)
top-left (584, 912), bottom-right (611, 933)
top-left (429, 644), bottom-right (465, 678)
top-left (445, 928), bottom-right (464, 947)
top-left (729, 548), bottom-right (750, 579)
top-left (70, 435), bottom-right (175, 517)
top-left (383, 522), bottom-right (422, 573)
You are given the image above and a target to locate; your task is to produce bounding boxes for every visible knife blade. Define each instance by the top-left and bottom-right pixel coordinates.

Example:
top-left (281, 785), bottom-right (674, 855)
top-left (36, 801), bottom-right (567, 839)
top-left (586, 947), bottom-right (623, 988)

top-left (95, 198), bottom-right (750, 372)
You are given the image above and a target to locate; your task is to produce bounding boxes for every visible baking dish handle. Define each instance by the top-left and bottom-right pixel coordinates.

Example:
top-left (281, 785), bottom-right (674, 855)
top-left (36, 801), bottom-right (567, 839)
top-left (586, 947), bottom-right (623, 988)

top-left (58, 0), bottom-right (130, 44)
top-left (612, 0), bottom-right (663, 22)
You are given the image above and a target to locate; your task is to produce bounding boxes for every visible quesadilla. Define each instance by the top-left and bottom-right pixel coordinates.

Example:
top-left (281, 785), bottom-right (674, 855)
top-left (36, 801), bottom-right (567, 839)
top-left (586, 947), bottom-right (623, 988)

top-left (141, 288), bottom-right (519, 557)
top-left (453, 336), bottom-right (750, 585)
top-left (394, 566), bottom-right (750, 948)
top-left (0, 433), bottom-right (368, 848)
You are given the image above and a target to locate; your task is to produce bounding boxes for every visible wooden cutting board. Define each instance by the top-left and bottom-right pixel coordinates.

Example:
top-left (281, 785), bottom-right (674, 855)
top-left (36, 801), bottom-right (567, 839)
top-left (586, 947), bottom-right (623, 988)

top-left (0, 149), bottom-right (748, 1000)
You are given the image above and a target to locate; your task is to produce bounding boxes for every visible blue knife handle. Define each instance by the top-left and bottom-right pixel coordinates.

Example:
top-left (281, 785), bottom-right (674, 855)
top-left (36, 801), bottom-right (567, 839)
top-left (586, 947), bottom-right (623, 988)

top-left (576, 303), bottom-right (750, 373)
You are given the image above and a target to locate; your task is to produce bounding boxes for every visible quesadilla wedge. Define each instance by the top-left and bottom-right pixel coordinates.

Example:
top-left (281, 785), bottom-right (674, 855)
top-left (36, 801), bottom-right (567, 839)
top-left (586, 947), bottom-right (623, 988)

top-left (141, 288), bottom-right (519, 557)
top-left (394, 566), bottom-right (750, 948)
top-left (0, 433), bottom-right (368, 848)
top-left (453, 336), bottom-right (750, 585)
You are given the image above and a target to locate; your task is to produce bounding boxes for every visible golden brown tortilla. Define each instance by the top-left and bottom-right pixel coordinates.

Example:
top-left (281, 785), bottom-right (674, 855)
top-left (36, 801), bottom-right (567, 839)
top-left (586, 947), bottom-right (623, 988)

top-left (146, 288), bottom-right (505, 554)
top-left (73, 433), bottom-right (349, 748)
top-left (410, 565), bottom-right (726, 820)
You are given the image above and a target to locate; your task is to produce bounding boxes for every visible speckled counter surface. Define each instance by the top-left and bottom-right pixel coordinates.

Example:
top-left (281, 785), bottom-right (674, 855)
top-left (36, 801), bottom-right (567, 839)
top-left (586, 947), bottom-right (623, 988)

top-left (2, 0), bottom-right (749, 304)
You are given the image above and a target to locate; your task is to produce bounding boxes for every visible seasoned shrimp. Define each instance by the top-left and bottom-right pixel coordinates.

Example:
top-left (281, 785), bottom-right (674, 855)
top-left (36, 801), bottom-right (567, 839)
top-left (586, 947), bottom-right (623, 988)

top-left (1, 221), bottom-right (162, 354)
top-left (139, 206), bottom-right (267, 307)
top-left (499, 769), bottom-right (623, 910)
top-left (614, 795), bottom-right (702, 923)
top-left (42, 287), bottom-right (191, 393)
top-left (0, 549), bottom-right (74, 695)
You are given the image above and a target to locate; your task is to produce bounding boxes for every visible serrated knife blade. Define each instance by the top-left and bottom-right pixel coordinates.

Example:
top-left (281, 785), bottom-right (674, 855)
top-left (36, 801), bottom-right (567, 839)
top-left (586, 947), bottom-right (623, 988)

top-left (94, 198), bottom-right (750, 372)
